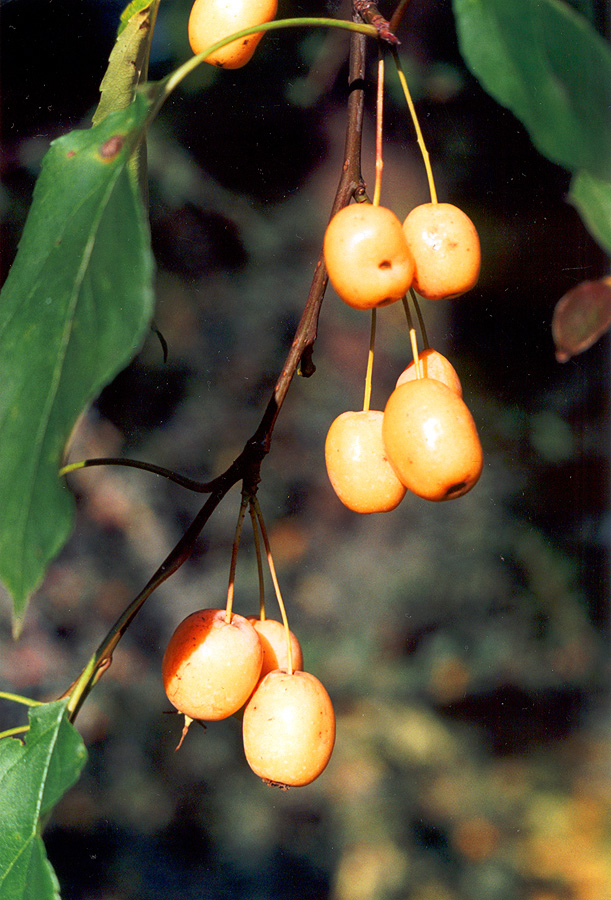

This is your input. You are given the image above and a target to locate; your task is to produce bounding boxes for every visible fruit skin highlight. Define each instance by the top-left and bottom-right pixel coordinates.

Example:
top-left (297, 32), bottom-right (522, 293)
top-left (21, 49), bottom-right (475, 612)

top-left (325, 410), bottom-right (407, 513)
top-left (162, 608), bottom-right (263, 720)
top-left (323, 204), bottom-right (415, 309)
top-left (188, 0), bottom-right (278, 69)
top-left (243, 669), bottom-right (336, 787)
top-left (382, 379), bottom-right (483, 501)
top-left (402, 202), bottom-right (480, 300)
top-left (396, 348), bottom-right (463, 397)
top-left (246, 617), bottom-right (304, 677)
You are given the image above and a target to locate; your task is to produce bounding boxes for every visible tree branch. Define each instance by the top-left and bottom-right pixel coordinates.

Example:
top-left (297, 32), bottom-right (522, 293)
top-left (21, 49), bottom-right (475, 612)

top-left (66, 21), bottom-right (369, 720)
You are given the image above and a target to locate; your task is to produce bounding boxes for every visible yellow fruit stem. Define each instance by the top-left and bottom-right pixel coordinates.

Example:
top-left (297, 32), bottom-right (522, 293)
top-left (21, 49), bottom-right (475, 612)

top-left (249, 501), bottom-right (266, 621)
top-left (402, 296), bottom-right (422, 378)
top-left (391, 47), bottom-right (438, 204)
top-left (251, 498), bottom-right (293, 676)
top-left (225, 493), bottom-right (249, 623)
top-left (373, 51), bottom-right (385, 208)
top-left (363, 308), bottom-right (377, 412)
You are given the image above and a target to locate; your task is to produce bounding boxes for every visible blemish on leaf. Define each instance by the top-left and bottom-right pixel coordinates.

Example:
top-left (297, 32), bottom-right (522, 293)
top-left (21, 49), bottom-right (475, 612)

top-left (99, 135), bottom-right (125, 160)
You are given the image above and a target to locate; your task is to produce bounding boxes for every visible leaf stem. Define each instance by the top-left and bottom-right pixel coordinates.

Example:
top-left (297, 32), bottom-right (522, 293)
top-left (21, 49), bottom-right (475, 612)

top-left (0, 691), bottom-right (43, 707)
top-left (0, 725), bottom-right (30, 740)
top-left (60, 457), bottom-right (214, 493)
top-left (147, 17), bottom-right (377, 124)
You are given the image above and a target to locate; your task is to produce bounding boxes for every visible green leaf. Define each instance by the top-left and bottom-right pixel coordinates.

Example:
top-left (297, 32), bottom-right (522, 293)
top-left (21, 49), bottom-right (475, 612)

top-left (93, 0), bottom-right (159, 126)
top-left (0, 93), bottom-right (155, 632)
top-left (0, 700), bottom-right (87, 900)
top-left (569, 169), bottom-right (611, 257)
top-left (453, 0), bottom-right (611, 180)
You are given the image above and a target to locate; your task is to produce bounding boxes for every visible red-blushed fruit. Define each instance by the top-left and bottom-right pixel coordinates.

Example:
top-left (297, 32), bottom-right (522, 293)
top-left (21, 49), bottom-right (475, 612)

top-left (325, 410), bottom-right (407, 513)
top-left (242, 669), bottom-right (335, 787)
top-left (382, 379), bottom-right (483, 501)
top-left (162, 608), bottom-right (263, 720)
top-left (396, 348), bottom-right (463, 397)
top-left (323, 204), bottom-right (415, 309)
top-left (246, 617), bottom-right (304, 677)
top-left (402, 203), bottom-right (480, 300)
top-left (188, 0), bottom-right (277, 69)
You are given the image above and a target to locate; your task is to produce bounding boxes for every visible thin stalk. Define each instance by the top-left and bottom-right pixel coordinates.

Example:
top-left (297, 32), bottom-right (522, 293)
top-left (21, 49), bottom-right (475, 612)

top-left (363, 309), bottom-right (377, 411)
top-left (225, 494), bottom-right (249, 622)
top-left (251, 498), bottom-right (293, 676)
top-left (147, 18), bottom-right (377, 124)
top-left (410, 288), bottom-right (430, 349)
top-left (60, 458), bottom-right (213, 493)
top-left (388, 0), bottom-right (414, 34)
top-left (373, 51), bottom-right (385, 207)
top-left (66, 482), bottom-right (232, 722)
top-left (0, 691), bottom-right (43, 706)
top-left (0, 725), bottom-right (30, 741)
top-left (391, 47), bottom-right (437, 203)
top-left (249, 502), bottom-right (266, 620)
top-left (402, 296), bottom-right (422, 377)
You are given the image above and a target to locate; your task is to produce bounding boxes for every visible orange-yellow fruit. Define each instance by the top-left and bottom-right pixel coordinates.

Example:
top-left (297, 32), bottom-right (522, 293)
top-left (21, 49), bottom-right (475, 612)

top-left (402, 203), bottom-right (480, 300)
top-left (325, 410), bottom-right (407, 513)
top-left (323, 204), bottom-right (415, 309)
top-left (188, 0), bottom-right (277, 69)
top-left (382, 379), bottom-right (483, 501)
top-left (396, 348), bottom-right (463, 396)
top-left (162, 608), bottom-right (263, 720)
top-left (246, 617), bottom-right (304, 677)
top-left (243, 669), bottom-right (335, 787)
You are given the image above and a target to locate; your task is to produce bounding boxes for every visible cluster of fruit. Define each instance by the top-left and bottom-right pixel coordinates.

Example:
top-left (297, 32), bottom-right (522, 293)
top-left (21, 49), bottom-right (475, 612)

top-left (162, 608), bottom-right (335, 787)
top-left (180, 1), bottom-right (483, 781)
top-left (323, 200), bottom-right (483, 512)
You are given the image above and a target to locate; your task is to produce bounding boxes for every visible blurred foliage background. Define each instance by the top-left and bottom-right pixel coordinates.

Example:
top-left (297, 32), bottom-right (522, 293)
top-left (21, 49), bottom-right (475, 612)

top-left (1, 1), bottom-right (609, 898)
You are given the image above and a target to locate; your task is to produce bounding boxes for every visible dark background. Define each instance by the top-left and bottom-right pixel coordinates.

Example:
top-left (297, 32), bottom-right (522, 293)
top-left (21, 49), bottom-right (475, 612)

top-left (1, 2), bottom-right (609, 898)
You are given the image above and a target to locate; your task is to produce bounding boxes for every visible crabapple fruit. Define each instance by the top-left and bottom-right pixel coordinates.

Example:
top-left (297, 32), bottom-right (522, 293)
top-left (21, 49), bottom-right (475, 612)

top-left (382, 379), bottom-right (483, 501)
top-left (323, 204), bottom-right (414, 309)
top-left (325, 410), bottom-right (406, 513)
top-left (396, 348), bottom-right (463, 396)
top-left (243, 669), bottom-right (335, 787)
top-left (402, 202), bottom-right (480, 300)
top-left (188, 0), bottom-right (277, 69)
top-left (246, 617), bottom-right (304, 677)
top-left (162, 608), bottom-right (263, 720)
